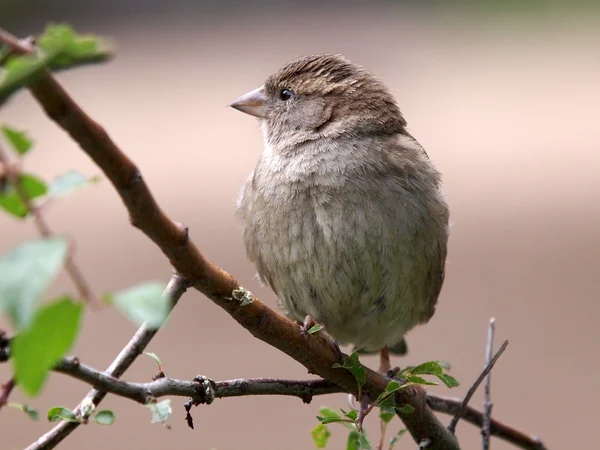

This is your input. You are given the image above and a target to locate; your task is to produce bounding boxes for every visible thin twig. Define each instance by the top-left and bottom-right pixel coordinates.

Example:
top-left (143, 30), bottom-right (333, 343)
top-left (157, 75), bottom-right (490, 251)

top-left (447, 340), bottom-right (508, 434)
top-left (0, 142), bottom-right (95, 303)
top-left (25, 273), bottom-right (190, 450)
top-left (483, 318), bottom-right (496, 450)
top-left (0, 27), bottom-right (459, 450)
top-left (53, 359), bottom-right (345, 404)
top-left (427, 395), bottom-right (548, 450)
top-left (0, 378), bottom-right (15, 410)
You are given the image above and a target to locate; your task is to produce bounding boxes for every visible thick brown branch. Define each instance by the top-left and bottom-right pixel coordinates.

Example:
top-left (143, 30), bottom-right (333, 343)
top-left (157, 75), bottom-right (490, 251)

top-left (25, 274), bottom-right (190, 450)
top-left (0, 28), bottom-right (458, 450)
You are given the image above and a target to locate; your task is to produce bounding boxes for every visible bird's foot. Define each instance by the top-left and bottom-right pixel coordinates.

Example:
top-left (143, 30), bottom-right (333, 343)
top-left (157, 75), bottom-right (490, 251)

top-left (379, 346), bottom-right (391, 374)
top-left (299, 315), bottom-right (343, 363)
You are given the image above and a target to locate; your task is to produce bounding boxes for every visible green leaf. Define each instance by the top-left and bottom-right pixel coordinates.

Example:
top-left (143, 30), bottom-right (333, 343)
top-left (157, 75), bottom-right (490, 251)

top-left (47, 170), bottom-right (99, 198)
top-left (375, 380), bottom-right (405, 405)
top-left (409, 360), bottom-right (459, 388)
top-left (105, 282), bottom-right (169, 328)
top-left (395, 404), bottom-right (415, 415)
top-left (319, 407), bottom-right (342, 419)
top-left (37, 24), bottom-right (112, 70)
top-left (12, 297), bottom-right (83, 397)
top-left (308, 323), bottom-right (323, 334)
top-left (0, 173), bottom-right (47, 218)
top-left (389, 429), bottom-right (407, 448)
top-left (357, 431), bottom-right (372, 450)
top-left (346, 430), bottom-right (360, 450)
top-left (144, 352), bottom-right (162, 366)
top-left (8, 403), bottom-right (39, 420)
top-left (405, 375), bottom-right (438, 386)
top-left (320, 417), bottom-right (349, 425)
top-left (92, 410), bottom-right (115, 425)
top-left (47, 406), bottom-right (80, 422)
top-left (0, 24), bottom-right (112, 106)
top-left (379, 406), bottom-right (395, 424)
top-left (0, 237), bottom-right (68, 328)
top-left (147, 399), bottom-right (172, 424)
top-left (332, 351), bottom-right (366, 393)
top-left (410, 361), bottom-right (443, 376)
top-left (344, 409), bottom-right (358, 421)
top-left (1, 125), bottom-right (32, 155)
top-left (439, 373), bottom-right (460, 388)
top-left (312, 423), bottom-right (331, 448)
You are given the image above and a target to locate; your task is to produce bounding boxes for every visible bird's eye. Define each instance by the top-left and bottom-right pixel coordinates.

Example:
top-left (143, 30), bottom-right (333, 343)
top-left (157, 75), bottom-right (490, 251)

top-left (279, 88), bottom-right (294, 101)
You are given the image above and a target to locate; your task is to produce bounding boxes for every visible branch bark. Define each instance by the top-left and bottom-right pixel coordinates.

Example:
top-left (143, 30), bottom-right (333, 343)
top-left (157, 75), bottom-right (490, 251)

top-left (0, 28), bottom-right (458, 450)
top-left (47, 355), bottom-right (549, 450)
top-left (0, 27), bottom-right (548, 450)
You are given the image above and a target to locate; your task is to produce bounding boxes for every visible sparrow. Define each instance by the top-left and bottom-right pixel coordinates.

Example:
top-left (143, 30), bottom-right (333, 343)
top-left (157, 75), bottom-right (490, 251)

top-left (230, 54), bottom-right (449, 373)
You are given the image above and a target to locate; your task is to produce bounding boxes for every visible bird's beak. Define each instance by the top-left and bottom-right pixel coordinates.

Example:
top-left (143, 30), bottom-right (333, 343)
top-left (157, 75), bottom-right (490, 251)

top-left (229, 86), bottom-right (268, 119)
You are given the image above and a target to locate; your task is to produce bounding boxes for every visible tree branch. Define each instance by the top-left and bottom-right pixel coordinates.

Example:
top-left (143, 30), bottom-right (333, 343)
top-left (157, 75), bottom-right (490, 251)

top-left (54, 358), bottom-right (344, 404)
top-left (0, 27), bottom-right (548, 450)
top-left (47, 354), bottom-right (548, 450)
top-left (0, 27), bottom-right (458, 450)
top-left (427, 396), bottom-right (547, 450)
top-left (25, 273), bottom-right (190, 450)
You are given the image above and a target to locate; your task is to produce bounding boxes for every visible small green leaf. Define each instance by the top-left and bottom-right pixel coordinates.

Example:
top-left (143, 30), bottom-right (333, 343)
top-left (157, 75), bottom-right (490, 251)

top-left (144, 352), bottom-right (162, 366)
top-left (439, 373), bottom-right (460, 388)
top-left (312, 423), bottom-right (330, 448)
top-left (375, 380), bottom-right (405, 405)
top-left (47, 406), bottom-right (80, 422)
top-left (405, 375), bottom-right (438, 386)
top-left (389, 429), bottom-right (407, 448)
top-left (395, 404), bottom-right (415, 415)
top-left (12, 297), bottom-right (83, 397)
top-left (379, 406), bottom-right (395, 424)
top-left (410, 361), bottom-right (443, 376)
top-left (344, 409), bottom-right (358, 421)
top-left (106, 282), bottom-right (169, 328)
top-left (346, 430), bottom-right (360, 450)
top-left (320, 417), bottom-right (348, 425)
top-left (47, 170), bottom-right (99, 198)
top-left (332, 351), bottom-right (366, 393)
top-left (92, 410), bottom-right (115, 425)
top-left (8, 403), bottom-right (39, 420)
top-left (147, 399), bottom-right (172, 424)
top-left (408, 360), bottom-right (459, 388)
top-left (0, 237), bottom-right (68, 329)
top-left (357, 431), bottom-right (372, 450)
top-left (0, 25), bottom-right (113, 106)
top-left (319, 407), bottom-right (342, 420)
top-left (1, 125), bottom-right (32, 155)
top-left (308, 323), bottom-right (323, 334)
top-left (0, 173), bottom-right (47, 218)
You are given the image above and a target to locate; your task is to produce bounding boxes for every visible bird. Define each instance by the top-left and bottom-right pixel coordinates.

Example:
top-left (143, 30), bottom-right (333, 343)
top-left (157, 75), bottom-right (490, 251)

top-left (230, 53), bottom-right (449, 374)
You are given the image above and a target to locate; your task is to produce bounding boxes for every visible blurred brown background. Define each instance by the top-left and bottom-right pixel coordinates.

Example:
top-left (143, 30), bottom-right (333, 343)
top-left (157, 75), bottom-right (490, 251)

top-left (1, 1), bottom-right (599, 449)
